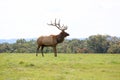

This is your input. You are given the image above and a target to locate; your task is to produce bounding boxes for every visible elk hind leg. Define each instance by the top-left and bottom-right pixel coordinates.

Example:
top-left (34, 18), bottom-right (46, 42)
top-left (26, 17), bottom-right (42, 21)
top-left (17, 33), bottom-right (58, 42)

top-left (36, 45), bottom-right (40, 56)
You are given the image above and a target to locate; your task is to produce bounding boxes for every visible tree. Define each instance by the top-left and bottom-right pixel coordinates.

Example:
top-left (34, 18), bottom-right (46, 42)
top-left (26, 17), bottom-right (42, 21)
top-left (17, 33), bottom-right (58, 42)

top-left (107, 36), bottom-right (120, 53)
top-left (0, 43), bottom-right (10, 53)
top-left (107, 43), bottom-right (120, 53)
top-left (87, 35), bottom-right (110, 53)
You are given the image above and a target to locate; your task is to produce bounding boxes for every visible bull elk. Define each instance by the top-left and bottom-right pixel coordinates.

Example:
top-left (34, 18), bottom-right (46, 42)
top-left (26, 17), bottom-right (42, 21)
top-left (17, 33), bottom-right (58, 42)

top-left (36, 19), bottom-right (69, 57)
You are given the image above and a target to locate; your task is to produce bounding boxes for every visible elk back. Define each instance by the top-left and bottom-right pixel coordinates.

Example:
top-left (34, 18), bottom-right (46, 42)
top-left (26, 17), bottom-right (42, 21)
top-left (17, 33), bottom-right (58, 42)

top-left (37, 35), bottom-right (57, 46)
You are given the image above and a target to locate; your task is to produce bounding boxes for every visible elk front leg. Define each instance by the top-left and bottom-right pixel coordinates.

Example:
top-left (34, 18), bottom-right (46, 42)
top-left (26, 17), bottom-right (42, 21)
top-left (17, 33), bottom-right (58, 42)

top-left (53, 46), bottom-right (57, 57)
top-left (41, 46), bottom-right (44, 57)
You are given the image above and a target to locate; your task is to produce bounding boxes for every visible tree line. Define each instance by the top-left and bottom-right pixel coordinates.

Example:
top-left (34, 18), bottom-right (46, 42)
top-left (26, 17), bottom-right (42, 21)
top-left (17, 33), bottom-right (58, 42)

top-left (0, 34), bottom-right (120, 53)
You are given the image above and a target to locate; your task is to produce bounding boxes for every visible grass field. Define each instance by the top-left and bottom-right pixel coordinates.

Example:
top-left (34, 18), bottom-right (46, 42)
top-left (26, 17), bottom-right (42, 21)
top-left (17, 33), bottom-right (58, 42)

top-left (0, 53), bottom-right (120, 80)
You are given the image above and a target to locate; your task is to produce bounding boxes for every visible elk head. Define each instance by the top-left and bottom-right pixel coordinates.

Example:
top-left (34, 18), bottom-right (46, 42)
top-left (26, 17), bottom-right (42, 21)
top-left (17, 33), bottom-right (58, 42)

top-left (47, 19), bottom-right (69, 39)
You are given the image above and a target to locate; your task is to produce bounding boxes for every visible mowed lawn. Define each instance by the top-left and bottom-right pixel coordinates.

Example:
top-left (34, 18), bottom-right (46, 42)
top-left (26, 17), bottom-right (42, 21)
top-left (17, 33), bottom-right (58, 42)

top-left (0, 53), bottom-right (120, 80)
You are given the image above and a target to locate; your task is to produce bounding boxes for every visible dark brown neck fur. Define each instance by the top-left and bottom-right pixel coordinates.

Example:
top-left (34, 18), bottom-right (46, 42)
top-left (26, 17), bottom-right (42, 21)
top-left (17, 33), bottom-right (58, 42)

top-left (56, 33), bottom-right (65, 43)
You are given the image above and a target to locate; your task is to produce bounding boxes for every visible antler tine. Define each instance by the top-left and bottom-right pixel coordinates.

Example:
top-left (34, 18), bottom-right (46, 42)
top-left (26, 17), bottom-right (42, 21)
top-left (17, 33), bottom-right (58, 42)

top-left (55, 19), bottom-right (63, 30)
top-left (48, 19), bottom-right (67, 31)
top-left (47, 20), bottom-right (53, 25)
top-left (58, 19), bottom-right (60, 27)
top-left (62, 25), bottom-right (68, 31)
top-left (47, 19), bottom-right (56, 26)
top-left (54, 18), bottom-right (57, 25)
top-left (63, 27), bottom-right (67, 30)
top-left (53, 19), bottom-right (63, 30)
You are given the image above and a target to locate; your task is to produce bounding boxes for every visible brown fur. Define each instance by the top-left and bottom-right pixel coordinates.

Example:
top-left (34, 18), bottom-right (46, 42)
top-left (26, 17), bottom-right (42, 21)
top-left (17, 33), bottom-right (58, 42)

top-left (36, 31), bottom-right (69, 57)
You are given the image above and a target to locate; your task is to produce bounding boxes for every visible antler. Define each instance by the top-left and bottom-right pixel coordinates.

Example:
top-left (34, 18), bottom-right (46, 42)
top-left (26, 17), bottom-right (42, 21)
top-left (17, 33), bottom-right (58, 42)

top-left (47, 19), bottom-right (67, 31)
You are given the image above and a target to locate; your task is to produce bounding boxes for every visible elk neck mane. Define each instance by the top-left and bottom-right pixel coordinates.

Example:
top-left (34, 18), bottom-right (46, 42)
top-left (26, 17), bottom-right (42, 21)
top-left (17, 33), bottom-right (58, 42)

top-left (56, 32), bottom-right (65, 43)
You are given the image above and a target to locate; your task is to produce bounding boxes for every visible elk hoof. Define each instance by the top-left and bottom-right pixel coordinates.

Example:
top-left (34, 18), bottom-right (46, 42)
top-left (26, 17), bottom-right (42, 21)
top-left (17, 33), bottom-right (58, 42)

top-left (55, 55), bottom-right (57, 57)
top-left (36, 54), bottom-right (38, 56)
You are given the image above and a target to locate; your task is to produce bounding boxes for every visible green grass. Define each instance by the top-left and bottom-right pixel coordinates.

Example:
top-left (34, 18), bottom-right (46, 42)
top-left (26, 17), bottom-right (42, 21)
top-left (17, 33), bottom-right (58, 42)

top-left (0, 53), bottom-right (120, 80)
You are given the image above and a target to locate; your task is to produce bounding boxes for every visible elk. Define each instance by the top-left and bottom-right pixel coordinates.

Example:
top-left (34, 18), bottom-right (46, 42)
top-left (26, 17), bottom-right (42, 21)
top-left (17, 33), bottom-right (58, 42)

top-left (36, 19), bottom-right (69, 57)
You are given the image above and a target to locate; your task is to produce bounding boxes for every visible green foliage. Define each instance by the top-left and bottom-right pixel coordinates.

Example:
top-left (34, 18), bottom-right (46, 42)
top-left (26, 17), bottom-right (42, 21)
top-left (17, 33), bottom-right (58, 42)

top-left (0, 53), bottom-right (120, 80)
top-left (0, 35), bottom-right (120, 53)
top-left (0, 43), bottom-right (10, 52)
top-left (87, 35), bottom-right (110, 53)
top-left (107, 42), bottom-right (120, 53)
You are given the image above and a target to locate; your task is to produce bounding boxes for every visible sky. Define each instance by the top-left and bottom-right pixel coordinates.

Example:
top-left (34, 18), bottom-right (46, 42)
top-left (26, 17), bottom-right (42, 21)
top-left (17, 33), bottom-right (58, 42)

top-left (0, 0), bottom-right (120, 39)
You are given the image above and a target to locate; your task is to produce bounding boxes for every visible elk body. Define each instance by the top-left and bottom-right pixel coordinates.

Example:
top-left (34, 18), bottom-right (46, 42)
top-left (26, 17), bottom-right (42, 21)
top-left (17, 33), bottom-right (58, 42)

top-left (36, 19), bottom-right (69, 57)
